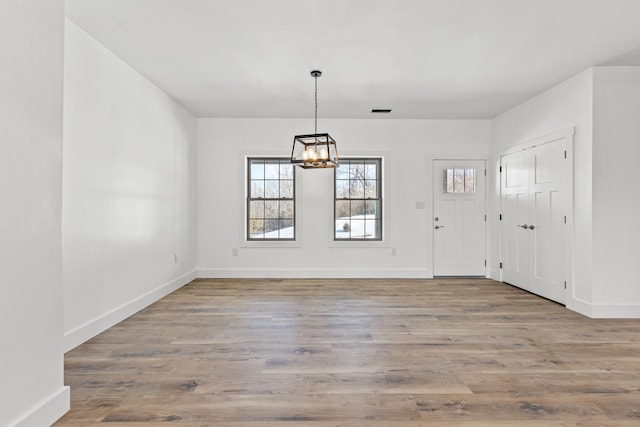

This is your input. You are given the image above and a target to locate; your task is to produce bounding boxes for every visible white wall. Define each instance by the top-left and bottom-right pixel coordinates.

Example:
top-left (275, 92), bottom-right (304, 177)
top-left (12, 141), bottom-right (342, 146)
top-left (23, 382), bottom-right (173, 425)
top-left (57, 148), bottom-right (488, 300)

top-left (0, 1), bottom-right (70, 425)
top-left (63, 20), bottom-right (197, 350)
top-left (197, 118), bottom-right (490, 278)
top-left (592, 67), bottom-right (640, 313)
top-left (490, 69), bottom-right (594, 312)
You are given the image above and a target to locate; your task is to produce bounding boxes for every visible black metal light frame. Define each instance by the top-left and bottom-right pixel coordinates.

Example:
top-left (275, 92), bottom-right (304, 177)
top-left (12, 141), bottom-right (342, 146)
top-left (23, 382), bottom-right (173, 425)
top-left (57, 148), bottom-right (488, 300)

top-left (291, 70), bottom-right (339, 169)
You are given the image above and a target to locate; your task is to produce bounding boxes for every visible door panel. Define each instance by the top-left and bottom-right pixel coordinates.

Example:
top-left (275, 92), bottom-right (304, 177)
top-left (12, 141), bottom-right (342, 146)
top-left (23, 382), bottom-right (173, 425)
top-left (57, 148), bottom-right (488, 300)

top-left (500, 151), bottom-right (530, 288)
top-left (433, 160), bottom-right (486, 276)
top-left (500, 140), bottom-right (566, 304)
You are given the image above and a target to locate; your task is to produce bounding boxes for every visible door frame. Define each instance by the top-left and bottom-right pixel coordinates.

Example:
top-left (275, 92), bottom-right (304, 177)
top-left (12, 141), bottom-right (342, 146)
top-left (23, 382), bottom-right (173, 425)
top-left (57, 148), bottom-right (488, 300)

top-left (498, 128), bottom-right (575, 302)
top-left (427, 154), bottom-right (488, 278)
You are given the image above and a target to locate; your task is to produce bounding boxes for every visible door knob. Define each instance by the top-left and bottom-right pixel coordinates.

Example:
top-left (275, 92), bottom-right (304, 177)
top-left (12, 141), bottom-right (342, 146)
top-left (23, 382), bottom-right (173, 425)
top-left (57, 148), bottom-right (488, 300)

top-left (528, 224), bottom-right (535, 230)
top-left (435, 225), bottom-right (445, 230)
top-left (517, 224), bottom-right (528, 229)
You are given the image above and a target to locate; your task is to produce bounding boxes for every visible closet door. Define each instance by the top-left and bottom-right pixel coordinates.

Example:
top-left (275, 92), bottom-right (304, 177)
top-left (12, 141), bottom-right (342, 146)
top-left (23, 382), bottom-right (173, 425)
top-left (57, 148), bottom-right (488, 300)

top-left (500, 150), bottom-right (530, 289)
top-left (500, 140), bottom-right (567, 304)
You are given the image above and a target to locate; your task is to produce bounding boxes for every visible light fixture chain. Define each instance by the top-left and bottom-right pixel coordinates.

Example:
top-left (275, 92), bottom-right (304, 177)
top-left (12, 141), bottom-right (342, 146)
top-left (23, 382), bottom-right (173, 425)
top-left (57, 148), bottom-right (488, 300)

top-left (314, 74), bottom-right (318, 134)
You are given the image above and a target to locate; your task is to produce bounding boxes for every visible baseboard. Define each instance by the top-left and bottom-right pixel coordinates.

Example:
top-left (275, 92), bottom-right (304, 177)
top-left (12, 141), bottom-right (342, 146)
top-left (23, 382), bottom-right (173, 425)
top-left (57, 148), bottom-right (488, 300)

top-left (11, 386), bottom-right (70, 427)
top-left (197, 268), bottom-right (431, 279)
top-left (64, 270), bottom-right (197, 352)
top-left (567, 297), bottom-right (640, 318)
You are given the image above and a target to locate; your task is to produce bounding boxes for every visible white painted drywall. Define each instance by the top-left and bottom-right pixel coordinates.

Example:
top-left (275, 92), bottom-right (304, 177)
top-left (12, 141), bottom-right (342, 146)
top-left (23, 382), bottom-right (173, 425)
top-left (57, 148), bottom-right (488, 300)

top-left (0, 1), bottom-right (70, 425)
top-left (63, 20), bottom-right (197, 350)
top-left (197, 118), bottom-right (490, 278)
top-left (490, 69), bottom-right (594, 310)
top-left (592, 67), bottom-right (640, 310)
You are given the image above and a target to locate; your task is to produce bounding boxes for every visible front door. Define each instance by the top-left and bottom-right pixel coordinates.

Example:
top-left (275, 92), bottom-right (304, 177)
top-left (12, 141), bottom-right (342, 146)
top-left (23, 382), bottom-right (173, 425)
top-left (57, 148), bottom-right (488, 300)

top-left (433, 159), bottom-right (486, 276)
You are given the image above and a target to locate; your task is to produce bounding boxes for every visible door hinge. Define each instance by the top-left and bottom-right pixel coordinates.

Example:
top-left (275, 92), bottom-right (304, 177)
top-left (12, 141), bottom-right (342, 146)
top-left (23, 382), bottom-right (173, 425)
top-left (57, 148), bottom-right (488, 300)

top-left (564, 215), bottom-right (567, 224)
top-left (484, 260), bottom-right (487, 267)
top-left (484, 169), bottom-right (487, 176)
top-left (564, 150), bottom-right (567, 159)
top-left (499, 262), bottom-right (503, 269)
top-left (564, 281), bottom-right (567, 289)
top-left (499, 214), bottom-right (503, 221)
top-left (499, 166), bottom-right (503, 173)
top-left (484, 214), bottom-right (487, 221)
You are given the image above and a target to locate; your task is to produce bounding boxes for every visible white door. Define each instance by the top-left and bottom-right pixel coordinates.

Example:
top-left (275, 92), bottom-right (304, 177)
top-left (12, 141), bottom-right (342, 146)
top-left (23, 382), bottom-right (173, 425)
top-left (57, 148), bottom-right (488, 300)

top-left (500, 140), bottom-right (567, 303)
top-left (433, 159), bottom-right (486, 276)
top-left (500, 150), bottom-right (530, 289)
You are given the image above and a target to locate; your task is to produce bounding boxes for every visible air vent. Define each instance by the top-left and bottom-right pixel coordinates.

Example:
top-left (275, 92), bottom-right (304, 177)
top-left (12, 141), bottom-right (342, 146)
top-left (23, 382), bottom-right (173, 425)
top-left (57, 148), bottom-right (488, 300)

top-left (371, 109), bottom-right (392, 113)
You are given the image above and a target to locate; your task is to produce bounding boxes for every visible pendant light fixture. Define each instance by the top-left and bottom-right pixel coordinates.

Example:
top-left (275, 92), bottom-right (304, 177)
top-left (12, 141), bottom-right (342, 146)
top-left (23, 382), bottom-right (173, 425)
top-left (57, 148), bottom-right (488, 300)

top-left (291, 70), bottom-right (339, 169)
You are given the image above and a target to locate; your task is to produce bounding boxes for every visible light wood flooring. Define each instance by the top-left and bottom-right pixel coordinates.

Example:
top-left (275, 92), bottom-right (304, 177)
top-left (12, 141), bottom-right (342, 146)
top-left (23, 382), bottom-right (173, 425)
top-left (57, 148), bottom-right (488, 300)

top-left (55, 278), bottom-right (640, 426)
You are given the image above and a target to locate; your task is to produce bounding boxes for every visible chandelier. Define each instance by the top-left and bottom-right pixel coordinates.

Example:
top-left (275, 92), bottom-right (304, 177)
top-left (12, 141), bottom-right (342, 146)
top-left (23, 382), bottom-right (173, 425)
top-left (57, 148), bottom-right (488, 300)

top-left (290, 70), bottom-right (339, 169)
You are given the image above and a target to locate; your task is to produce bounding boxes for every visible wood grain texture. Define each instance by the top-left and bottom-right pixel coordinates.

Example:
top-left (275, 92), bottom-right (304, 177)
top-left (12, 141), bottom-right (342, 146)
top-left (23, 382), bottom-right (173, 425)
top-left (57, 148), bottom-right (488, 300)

top-left (55, 278), bottom-right (640, 425)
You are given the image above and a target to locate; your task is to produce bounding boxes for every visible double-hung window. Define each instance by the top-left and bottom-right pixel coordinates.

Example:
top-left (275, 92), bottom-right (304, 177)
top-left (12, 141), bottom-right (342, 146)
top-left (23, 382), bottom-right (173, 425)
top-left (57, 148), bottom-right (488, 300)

top-left (247, 158), bottom-right (295, 241)
top-left (334, 158), bottom-right (382, 240)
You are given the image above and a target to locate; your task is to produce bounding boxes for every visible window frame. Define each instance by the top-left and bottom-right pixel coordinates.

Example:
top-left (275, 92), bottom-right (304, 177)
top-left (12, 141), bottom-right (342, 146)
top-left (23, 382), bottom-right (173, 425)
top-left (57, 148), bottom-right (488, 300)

top-left (246, 157), bottom-right (296, 242)
top-left (333, 157), bottom-right (383, 242)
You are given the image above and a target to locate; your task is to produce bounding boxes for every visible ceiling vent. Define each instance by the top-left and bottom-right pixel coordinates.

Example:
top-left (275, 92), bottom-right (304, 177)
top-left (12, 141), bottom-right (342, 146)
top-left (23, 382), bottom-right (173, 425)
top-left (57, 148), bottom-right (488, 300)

top-left (371, 109), bottom-right (392, 113)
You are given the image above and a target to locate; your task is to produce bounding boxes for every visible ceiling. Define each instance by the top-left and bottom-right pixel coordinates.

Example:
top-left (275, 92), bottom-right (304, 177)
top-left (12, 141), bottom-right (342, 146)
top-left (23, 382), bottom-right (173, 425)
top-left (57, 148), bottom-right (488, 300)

top-left (66, 0), bottom-right (640, 119)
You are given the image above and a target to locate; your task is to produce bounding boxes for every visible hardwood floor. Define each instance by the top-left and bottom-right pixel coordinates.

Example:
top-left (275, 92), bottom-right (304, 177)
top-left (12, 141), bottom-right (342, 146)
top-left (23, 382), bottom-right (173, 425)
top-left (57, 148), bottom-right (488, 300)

top-left (55, 278), bottom-right (640, 426)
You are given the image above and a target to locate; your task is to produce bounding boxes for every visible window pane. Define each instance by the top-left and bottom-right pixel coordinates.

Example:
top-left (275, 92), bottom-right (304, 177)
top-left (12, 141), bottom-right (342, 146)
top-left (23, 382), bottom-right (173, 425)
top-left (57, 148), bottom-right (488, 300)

top-left (336, 163), bottom-right (350, 179)
top-left (350, 179), bottom-right (364, 199)
top-left (251, 162), bottom-right (264, 180)
top-left (454, 168), bottom-right (464, 192)
top-left (264, 219), bottom-right (279, 236)
top-left (265, 163), bottom-right (279, 179)
top-left (351, 200), bottom-right (365, 217)
top-left (279, 200), bottom-right (294, 219)
top-left (250, 181), bottom-right (264, 198)
top-left (349, 219), bottom-right (365, 238)
top-left (280, 180), bottom-right (293, 198)
top-left (249, 219), bottom-right (264, 238)
top-left (465, 168), bottom-right (475, 192)
top-left (335, 219), bottom-right (351, 239)
top-left (264, 180), bottom-right (279, 198)
top-left (365, 162), bottom-right (377, 179)
top-left (249, 200), bottom-right (264, 218)
top-left (279, 219), bottom-right (294, 238)
top-left (445, 169), bottom-right (454, 193)
top-left (350, 161), bottom-right (365, 181)
top-left (335, 200), bottom-right (350, 220)
top-left (364, 180), bottom-right (377, 199)
top-left (365, 200), bottom-right (380, 218)
top-left (336, 179), bottom-right (349, 199)
top-left (279, 163), bottom-right (293, 180)
top-left (264, 200), bottom-right (279, 218)
top-left (369, 220), bottom-right (382, 239)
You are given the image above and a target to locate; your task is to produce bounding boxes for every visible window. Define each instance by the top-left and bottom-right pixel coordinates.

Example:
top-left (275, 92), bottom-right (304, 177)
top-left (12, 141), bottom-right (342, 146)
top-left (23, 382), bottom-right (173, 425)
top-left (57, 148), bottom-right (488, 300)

top-left (444, 168), bottom-right (476, 193)
top-left (247, 158), bottom-right (295, 240)
top-left (334, 158), bottom-right (382, 240)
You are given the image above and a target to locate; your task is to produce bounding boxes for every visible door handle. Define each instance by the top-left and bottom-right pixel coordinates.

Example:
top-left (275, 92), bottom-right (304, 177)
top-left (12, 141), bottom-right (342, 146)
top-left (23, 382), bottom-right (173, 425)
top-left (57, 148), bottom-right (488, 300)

top-left (528, 225), bottom-right (535, 230)
top-left (434, 225), bottom-right (445, 230)
top-left (517, 224), bottom-right (528, 229)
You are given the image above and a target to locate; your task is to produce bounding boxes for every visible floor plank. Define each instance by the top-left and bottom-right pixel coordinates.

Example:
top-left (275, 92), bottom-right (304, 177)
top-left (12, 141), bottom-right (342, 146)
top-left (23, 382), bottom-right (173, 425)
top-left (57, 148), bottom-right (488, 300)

top-left (55, 278), bottom-right (640, 425)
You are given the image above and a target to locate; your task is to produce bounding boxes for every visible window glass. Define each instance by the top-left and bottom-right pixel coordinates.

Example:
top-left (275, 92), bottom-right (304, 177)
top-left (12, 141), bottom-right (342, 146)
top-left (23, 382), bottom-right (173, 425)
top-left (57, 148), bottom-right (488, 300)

top-left (247, 158), bottom-right (295, 240)
top-left (334, 158), bottom-right (382, 240)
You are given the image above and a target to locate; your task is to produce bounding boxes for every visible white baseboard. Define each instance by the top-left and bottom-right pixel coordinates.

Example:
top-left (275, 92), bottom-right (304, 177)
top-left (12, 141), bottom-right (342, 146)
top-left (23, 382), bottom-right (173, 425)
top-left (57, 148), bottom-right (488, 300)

top-left (567, 297), bottom-right (640, 318)
top-left (11, 386), bottom-right (70, 427)
top-left (197, 268), bottom-right (431, 279)
top-left (64, 270), bottom-right (197, 352)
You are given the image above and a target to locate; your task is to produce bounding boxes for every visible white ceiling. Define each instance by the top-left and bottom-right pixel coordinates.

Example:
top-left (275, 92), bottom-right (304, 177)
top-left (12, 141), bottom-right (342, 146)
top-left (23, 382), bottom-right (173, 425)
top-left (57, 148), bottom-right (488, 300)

top-left (66, 0), bottom-right (640, 119)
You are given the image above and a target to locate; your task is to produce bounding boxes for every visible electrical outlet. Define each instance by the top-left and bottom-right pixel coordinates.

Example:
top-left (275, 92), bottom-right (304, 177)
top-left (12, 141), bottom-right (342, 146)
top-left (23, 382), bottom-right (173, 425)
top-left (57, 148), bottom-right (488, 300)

top-left (391, 248), bottom-right (397, 256)
top-left (174, 253), bottom-right (179, 263)
top-left (232, 248), bottom-right (238, 256)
